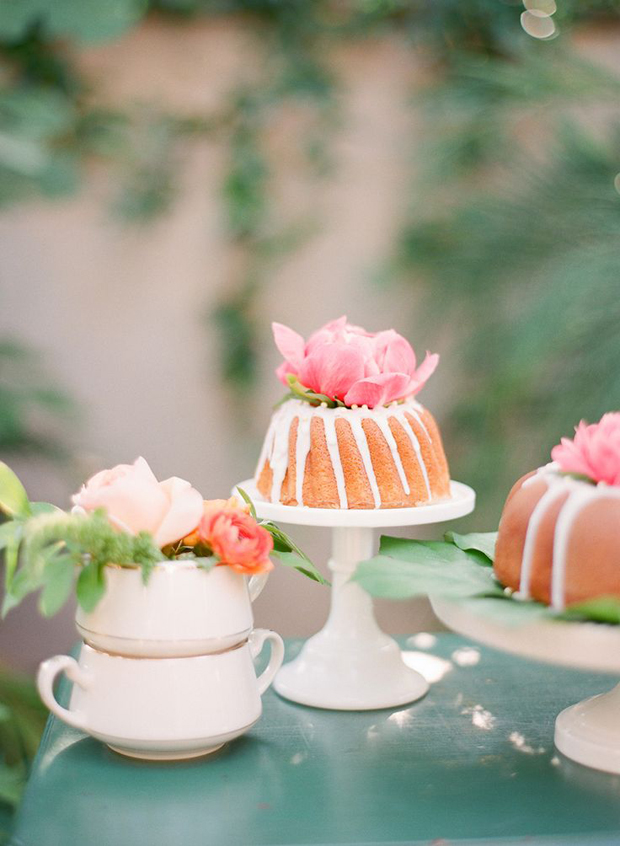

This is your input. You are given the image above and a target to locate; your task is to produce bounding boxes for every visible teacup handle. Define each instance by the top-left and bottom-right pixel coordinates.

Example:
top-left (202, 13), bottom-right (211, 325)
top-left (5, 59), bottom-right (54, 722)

top-left (37, 655), bottom-right (91, 732)
top-left (248, 572), bottom-right (269, 603)
top-left (249, 628), bottom-right (284, 696)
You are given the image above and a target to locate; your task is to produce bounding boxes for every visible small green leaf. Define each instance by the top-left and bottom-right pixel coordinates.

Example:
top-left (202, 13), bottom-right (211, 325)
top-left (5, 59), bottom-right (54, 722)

top-left (38, 556), bottom-right (75, 617)
top-left (0, 462), bottom-right (30, 518)
top-left (76, 562), bottom-right (106, 612)
top-left (270, 550), bottom-right (329, 585)
top-left (236, 487), bottom-right (257, 520)
top-left (444, 531), bottom-right (497, 563)
top-left (193, 556), bottom-right (218, 572)
top-left (30, 502), bottom-right (62, 516)
top-left (2, 530), bottom-right (21, 593)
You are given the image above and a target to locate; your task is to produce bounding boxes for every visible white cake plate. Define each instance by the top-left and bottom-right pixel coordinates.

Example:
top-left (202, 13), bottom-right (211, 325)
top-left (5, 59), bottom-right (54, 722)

top-left (234, 480), bottom-right (475, 710)
top-left (432, 597), bottom-right (620, 775)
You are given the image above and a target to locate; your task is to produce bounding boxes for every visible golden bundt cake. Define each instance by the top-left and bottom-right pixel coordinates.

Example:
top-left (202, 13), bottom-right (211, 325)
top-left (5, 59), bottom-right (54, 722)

top-left (495, 413), bottom-right (620, 609)
top-left (255, 398), bottom-right (450, 509)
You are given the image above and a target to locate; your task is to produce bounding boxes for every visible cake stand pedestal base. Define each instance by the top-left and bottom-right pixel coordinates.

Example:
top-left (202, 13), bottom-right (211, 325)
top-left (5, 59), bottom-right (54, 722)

top-left (235, 480), bottom-right (475, 711)
top-left (555, 684), bottom-right (620, 775)
top-left (273, 526), bottom-right (428, 710)
top-left (432, 597), bottom-right (620, 775)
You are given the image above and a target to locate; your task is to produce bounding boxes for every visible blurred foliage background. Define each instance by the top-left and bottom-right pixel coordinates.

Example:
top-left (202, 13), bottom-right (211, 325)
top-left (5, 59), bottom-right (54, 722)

top-left (1, 0), bottom-right (619, 518)
top-left (1, 0), bottom-right (620, 826)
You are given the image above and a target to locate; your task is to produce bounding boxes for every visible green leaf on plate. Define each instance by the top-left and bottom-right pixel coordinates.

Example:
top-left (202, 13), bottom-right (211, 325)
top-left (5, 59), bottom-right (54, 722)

top-left (0, 463), bottom-right (30, 519)
top-left (557, 596), bottom-right (620, 625)
top-left (444, 531), bottom-right (497, 562)
top-left (378, 535), bottom-right (492, 568)
top-left (353, 548), bottom-right (501, 600)
top-left (76, 562), bottom-right (106, 612)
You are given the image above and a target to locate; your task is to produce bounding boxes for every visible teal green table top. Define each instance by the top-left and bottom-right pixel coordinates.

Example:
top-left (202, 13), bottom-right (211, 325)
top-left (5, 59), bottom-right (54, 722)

top-left (10, 634), bottom-right (620, 846)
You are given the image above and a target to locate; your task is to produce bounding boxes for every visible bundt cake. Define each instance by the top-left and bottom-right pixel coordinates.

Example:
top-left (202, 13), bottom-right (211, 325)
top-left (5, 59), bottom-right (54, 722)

top-left (255, 317), bottom-right (451, 509)
top-left (494, 413), bottom-right (620, 609)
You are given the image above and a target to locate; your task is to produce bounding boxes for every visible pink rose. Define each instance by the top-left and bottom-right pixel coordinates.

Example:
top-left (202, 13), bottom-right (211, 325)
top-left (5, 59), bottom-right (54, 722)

top-left (272, 317), bottom-right (438, 408)
top-left (198, 506), bottom-right (274, 575)
top-left (551, 413), bottom-right (620, 486)
top-left (72, 457), bottom-right (204, 548)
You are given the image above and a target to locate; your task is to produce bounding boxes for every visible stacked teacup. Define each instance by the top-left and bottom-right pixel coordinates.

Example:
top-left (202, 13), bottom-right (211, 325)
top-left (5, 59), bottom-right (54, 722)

top-left (38, 563), bottom-right (284, 760)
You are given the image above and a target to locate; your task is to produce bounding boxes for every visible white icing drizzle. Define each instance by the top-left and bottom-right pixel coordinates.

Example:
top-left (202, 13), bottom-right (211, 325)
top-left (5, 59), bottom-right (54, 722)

top-left (256, 398), bottom-right (436, 509)
top-left (517, 469), bottom-right (620, 610)
top-left (294, 415), bottom-right (312, 506)
top-left (519, 481), bottom-right (569, 599)
top-left (348, 415), bottom-right (381, 508)
top-left (372, 416), bottom-right (410, 496)
top-left (394, 410), bottom-right (431, 498)
top-left (322, 415), bottom-right (348, 508)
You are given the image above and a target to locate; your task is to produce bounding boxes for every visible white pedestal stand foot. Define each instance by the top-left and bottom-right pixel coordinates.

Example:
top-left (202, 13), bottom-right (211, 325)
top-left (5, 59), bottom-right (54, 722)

top-left (555, 684), bottom-right (620, 775)
top-left (274, 526), bottom-right (428, 710)
top-left (235, 479), bottom-right (475, 711)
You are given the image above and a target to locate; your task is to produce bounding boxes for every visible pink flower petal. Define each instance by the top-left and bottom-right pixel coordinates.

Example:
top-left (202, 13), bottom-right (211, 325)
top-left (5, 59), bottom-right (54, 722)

top-left (299, 344), bottom-right (366, 400)
top-left (408, 352), bottom-right (440, 395)
top-left (272, 322), bottom-right (305, 369)
top-left (551, 412), bottom-right (620, 486)
top-left (155, 477), bottom-right (205, 547)
top-left (344, 373), bottom-right (411, 408)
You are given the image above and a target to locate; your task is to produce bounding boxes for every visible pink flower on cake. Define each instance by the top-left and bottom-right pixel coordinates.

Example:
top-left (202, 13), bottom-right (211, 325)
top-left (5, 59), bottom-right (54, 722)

top-left (198, 504), bottom-right (274, 575)
top-left (551, 412), bottom-right (620, 486)
top-left (72, 457), bottom-right (204, 547)
top-left (272, 317), bottom-right (438, 408)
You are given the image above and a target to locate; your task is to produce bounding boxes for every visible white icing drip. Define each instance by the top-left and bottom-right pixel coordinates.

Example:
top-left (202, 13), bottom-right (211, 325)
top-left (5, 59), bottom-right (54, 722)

top-left (373, 416), bottom-right (410, 496)
top-left (268, 403), bottom-right (297, 502)
top-left (394, 411), bottom-right (431, 498)
top-left (294, 415), bottom-right (312, 506)
top-left (257, 399), bottom-right (438, 509)
top-left (519, 481), bottom-right (568, 599)
top-left (522, 462), bottom-right (560, 489)
top-left (407, 407), bottom-right (431, 443)
top-left (348, 416), bottom-right (381, 507)
top-left (322, 415), bottom-right (348, 508)
top-left (550, 483), bottom-right (620, 610)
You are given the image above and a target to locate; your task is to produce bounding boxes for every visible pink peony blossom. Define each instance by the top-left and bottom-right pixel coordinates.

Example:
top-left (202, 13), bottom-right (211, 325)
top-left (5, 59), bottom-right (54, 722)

top-left (272, 317), bottom-right (438, 408)
top-left (198, 505), bottom-right (274, 575)
top-left (551, 412), bottom-right (620, 486)
top-left (72, 457), bottom-right (204, 548)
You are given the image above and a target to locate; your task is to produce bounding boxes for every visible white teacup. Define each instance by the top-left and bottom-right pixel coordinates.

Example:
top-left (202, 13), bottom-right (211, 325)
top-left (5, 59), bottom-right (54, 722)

top-left (37, 629), bottom-right (284, 761)
top-left (75, 562), bottom-right (268, 657)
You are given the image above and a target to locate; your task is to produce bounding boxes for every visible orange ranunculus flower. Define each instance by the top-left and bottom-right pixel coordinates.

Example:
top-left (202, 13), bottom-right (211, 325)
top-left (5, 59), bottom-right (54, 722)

top-left (199, 506), bottom-right (274, 576)
top-left (182, 497), bottom-right (250, 547)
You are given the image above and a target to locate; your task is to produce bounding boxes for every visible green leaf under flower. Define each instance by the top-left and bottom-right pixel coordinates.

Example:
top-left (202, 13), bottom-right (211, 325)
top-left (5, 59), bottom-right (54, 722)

top-left (285, 374), bottom-right (344, 408)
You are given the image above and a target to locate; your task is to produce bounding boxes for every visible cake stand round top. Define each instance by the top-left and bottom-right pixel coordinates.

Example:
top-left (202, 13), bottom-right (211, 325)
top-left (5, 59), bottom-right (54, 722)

top-left (432, 597), bottom-right (620, 675)
top-left (233, 479), bottom-right (475, 527)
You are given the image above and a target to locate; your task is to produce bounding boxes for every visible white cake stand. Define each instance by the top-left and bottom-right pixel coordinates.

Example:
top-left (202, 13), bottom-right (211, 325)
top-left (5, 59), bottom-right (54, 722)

top-left (432, 598), bottom-right (620, 775)
top-left (234, 480), bottom-right (475, 710)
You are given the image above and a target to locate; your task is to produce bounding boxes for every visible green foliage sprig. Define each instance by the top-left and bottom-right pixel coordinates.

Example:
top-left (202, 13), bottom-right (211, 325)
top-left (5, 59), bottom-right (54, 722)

top-left (0, 463), bottom-right (326, 618)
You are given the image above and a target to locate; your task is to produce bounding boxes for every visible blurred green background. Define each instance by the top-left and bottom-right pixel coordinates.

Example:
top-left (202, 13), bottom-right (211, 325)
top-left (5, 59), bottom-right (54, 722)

top-left (1, 0), bottom-right (620, 830)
